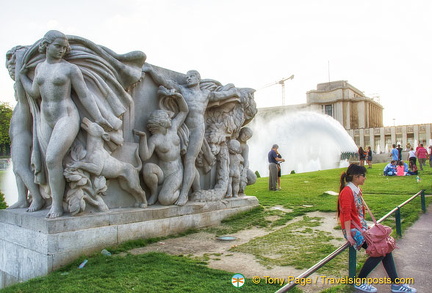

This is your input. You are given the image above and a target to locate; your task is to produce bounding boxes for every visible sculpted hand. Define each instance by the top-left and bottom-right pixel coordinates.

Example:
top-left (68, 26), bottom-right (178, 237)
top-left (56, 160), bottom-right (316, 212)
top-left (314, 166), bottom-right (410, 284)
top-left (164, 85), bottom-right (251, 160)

top-left (133, 129), bottom-right (146, 137)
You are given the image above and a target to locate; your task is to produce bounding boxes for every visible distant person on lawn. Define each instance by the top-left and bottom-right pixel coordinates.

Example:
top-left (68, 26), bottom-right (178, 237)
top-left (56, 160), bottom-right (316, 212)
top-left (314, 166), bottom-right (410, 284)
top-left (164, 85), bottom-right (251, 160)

top-left (268, 144), bottom-right (285, 191)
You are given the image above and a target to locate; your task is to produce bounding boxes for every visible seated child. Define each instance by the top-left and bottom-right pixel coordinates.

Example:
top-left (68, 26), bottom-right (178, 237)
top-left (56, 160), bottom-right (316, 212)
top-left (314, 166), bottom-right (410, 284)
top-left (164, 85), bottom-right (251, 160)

top-left (407, 161), bottom-right (418, 176)
top-left (396, 161), bottom-right (407, 176)
top-left (384, 160), bottom-right (397, 176)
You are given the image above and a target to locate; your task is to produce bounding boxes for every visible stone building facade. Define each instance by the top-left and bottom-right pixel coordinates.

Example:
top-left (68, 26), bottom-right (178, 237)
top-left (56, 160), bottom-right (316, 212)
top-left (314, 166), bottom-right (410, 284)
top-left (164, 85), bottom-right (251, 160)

top-left (257, 80), bottom-right (432, 154)
top-left (306, 80), bottom-right (383, 130)
top-left (306, 81), bottom-right (432, 152)
top-left (348, 124), bottom-right (432, 153)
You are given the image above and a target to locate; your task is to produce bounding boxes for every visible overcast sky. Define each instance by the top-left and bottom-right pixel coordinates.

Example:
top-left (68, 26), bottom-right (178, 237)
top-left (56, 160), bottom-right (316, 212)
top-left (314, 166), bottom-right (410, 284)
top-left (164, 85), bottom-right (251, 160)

top-left (1, 0), bottom-right (431, 126)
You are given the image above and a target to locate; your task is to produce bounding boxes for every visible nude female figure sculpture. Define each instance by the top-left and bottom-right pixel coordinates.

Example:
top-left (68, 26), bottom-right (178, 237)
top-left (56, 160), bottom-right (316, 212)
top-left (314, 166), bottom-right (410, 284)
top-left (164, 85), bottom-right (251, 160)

top-left (134, 87), bottom-right (189, 205)
top-left (19, 30), bottom-right (112, 218)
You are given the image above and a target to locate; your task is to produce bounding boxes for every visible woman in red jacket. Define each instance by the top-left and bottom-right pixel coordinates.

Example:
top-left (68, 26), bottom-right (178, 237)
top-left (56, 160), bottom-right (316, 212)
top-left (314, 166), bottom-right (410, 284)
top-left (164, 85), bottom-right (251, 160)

top-left (338, 164), bottom-right (416, 293)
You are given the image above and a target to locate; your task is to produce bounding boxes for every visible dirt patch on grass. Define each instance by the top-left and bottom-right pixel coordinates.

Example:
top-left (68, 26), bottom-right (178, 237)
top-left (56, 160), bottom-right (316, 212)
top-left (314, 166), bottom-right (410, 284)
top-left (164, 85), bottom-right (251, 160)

top-left (129, 211), bottom-right (346, 292)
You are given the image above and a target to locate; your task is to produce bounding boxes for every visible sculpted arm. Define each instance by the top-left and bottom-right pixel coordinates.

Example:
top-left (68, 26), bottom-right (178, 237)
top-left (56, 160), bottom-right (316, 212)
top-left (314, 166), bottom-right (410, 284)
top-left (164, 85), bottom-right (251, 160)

top-left (241, 144), bottom-right (250, 169)
top-left (143, 63), bottom-right (181, 92)
top-left (171, 94), bottom-right (189, 130)
top-left (133, 130), bottom-right (156, 161)
top-left (209, 86), bottom-right (240, 103)
top-left (19, 67), bottom-right (40, 99)
top-left (70, 65), bottom-right (113, 130)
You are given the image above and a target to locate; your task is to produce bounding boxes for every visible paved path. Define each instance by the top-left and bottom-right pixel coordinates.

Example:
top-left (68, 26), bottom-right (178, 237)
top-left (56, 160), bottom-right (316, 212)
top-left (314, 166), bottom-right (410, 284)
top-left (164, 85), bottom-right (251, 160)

top-left (357, 204), bottom-right (432, 292)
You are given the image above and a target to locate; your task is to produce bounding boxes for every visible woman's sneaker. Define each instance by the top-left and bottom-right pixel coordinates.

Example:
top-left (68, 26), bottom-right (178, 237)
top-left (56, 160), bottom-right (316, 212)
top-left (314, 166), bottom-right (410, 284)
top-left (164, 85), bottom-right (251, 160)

top-left (391, 284), bottom-right (417, 292)
top-left (354, 282), bottom-right (378, 292)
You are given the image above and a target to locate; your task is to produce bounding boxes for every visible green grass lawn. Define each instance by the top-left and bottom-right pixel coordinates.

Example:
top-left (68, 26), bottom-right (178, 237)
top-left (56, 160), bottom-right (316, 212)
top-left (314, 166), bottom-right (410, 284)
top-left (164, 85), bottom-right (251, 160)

top-left (1, 163), bottom-right (430, 293)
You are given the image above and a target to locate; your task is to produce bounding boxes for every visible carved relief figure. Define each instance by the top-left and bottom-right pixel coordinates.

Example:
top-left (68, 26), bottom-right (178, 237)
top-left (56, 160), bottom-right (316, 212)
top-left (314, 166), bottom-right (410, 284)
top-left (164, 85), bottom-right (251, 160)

top-left (238, 127), bottom-right (257, 193)
top-left (7, 31), bottom-right (256, 217)
top-left (17, 30), bottom-right (146, 218)
top-left (6, 46), bottom-right (45, 211)
top-left (18, 31), bottom-right (114, 218)
top-left (68, 118), bottom-right (147, 208)
top-left (193, 87), bottom-right (256, 201)
top-left (134, 86), bottom-right (188, 205)
top-left (227, 139), bottom-right (243, 198)
top-left (143, 65), bottom-right (241, 205)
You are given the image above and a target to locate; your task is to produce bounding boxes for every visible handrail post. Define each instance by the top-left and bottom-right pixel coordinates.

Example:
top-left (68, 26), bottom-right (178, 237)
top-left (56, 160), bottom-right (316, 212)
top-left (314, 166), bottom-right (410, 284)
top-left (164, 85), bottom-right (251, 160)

top-left (395, 207), bottom-right (402, 237)
top-left (421, 190), bottom-right (426, 213)
top-left (348, 245), bottom-right (357, 280)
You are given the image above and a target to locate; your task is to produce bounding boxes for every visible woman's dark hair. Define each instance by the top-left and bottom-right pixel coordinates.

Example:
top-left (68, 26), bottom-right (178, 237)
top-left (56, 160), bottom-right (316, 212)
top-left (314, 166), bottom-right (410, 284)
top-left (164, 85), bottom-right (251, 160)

top-left (339, 163), bottom-right (367, 193)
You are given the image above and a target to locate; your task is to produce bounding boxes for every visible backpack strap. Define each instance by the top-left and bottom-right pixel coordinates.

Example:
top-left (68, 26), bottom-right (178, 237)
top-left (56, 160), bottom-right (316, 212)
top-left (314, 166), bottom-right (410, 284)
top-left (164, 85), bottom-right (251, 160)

top-left (346, 184), bottom-right (378, 228)
top-left (359, 193), bottom-right (378, 225)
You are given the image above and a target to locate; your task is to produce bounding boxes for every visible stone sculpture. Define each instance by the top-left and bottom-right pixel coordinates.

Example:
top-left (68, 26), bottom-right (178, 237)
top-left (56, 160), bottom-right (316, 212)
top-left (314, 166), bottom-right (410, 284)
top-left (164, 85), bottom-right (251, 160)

top-left (6, 46), bottom-right (45, 211)
top-left (134, 86), bottom-right (189, 206)
top-left (238, 127), bottom-right (257, 193)
top-left (227, 139), bottom-right (243, 198)
top-left (6, 30), bottom-right (257, 218)
top-left (143, 65), bottom-right (245, 206)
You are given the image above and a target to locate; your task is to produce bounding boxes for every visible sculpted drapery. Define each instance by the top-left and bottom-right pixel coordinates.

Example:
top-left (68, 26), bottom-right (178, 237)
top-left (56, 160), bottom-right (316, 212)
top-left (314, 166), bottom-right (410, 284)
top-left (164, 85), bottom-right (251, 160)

top-left (8, 31), bottom-right (256, 218)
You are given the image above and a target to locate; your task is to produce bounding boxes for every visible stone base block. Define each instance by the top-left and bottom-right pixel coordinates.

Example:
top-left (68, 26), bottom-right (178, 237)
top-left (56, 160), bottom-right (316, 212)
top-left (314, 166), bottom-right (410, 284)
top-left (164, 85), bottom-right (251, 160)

top-left (0, 196), bottom-right (259, 289)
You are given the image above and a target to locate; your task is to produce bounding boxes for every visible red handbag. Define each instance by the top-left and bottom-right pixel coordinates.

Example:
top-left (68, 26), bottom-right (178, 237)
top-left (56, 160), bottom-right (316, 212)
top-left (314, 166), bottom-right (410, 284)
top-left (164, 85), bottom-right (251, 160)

top-left (353, 196), bottom-right (396, 257)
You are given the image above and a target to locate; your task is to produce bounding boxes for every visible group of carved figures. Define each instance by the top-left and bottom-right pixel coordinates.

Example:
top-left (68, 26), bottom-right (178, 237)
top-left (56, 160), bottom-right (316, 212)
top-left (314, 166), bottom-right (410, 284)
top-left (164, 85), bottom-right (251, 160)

top-left (5, 30), bottom-right (257, 218)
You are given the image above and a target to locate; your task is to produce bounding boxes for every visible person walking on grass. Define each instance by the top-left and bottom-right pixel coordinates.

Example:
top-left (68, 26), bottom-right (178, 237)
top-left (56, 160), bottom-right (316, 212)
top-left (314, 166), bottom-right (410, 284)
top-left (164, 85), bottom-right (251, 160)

top-left (338, 164), bottom-right (417, 293)
top-left (416, 143), bottom-right (428, 171)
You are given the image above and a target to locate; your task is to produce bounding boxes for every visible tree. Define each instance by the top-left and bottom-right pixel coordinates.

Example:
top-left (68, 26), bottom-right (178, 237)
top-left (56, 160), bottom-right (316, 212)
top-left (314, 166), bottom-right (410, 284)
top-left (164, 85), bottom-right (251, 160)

top-left (0, 191), bottom-right (6, 209)
top-left (0, 102), bottom-right (13, 157)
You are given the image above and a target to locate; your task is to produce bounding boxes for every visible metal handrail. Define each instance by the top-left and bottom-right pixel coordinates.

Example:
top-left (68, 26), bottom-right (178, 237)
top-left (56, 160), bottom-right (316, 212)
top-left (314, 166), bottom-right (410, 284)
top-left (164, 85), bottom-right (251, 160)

top-left (276, 190), bottom-right (425, 293)
top-left (377, 190), bottom-right (424, 223)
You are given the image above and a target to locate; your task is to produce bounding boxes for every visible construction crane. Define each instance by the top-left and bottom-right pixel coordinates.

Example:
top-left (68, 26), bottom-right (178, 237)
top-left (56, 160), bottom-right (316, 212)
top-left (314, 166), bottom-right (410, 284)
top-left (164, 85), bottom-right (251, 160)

top-left (260, 75), bottom-right (294, 106)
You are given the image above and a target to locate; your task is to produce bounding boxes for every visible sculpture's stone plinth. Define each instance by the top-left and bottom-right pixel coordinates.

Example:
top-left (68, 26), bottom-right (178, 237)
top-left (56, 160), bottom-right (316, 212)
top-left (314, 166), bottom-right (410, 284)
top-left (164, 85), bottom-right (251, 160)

top-left (0, 196), bottom-right (259, 289)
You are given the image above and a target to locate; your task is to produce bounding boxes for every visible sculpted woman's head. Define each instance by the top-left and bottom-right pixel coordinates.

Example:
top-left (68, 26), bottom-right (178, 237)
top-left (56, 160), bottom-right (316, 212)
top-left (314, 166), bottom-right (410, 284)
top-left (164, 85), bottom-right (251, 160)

top-left (147, 110), bottom-right (174, 134)
top-left (38, 30), bottom-right (71, 55)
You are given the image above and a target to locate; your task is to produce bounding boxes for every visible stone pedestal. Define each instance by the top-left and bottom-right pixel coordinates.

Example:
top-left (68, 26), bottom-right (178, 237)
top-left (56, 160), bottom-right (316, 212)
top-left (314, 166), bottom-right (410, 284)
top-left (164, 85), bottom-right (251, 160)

top-left (0, 196), bottom-right (259, 289)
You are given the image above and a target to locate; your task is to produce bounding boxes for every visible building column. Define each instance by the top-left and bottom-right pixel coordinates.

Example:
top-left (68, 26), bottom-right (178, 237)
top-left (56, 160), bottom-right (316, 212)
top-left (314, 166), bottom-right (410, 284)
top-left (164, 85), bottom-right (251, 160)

top-left (426, 124), bottom-right (431, 146)
top-left (402, 126), bottom-right (407, 151)
top-left (359, 129), bottom-right (364, 147)
top-left (380, 127), bottom-right (385, 154)
top-left (391, 126), bottom-right (396, 144)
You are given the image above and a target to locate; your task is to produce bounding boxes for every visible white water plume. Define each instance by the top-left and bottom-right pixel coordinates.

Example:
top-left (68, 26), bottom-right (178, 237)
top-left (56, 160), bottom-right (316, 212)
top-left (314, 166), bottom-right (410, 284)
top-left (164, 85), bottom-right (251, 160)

top-left (247, 111), bottom-right (357, 176)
